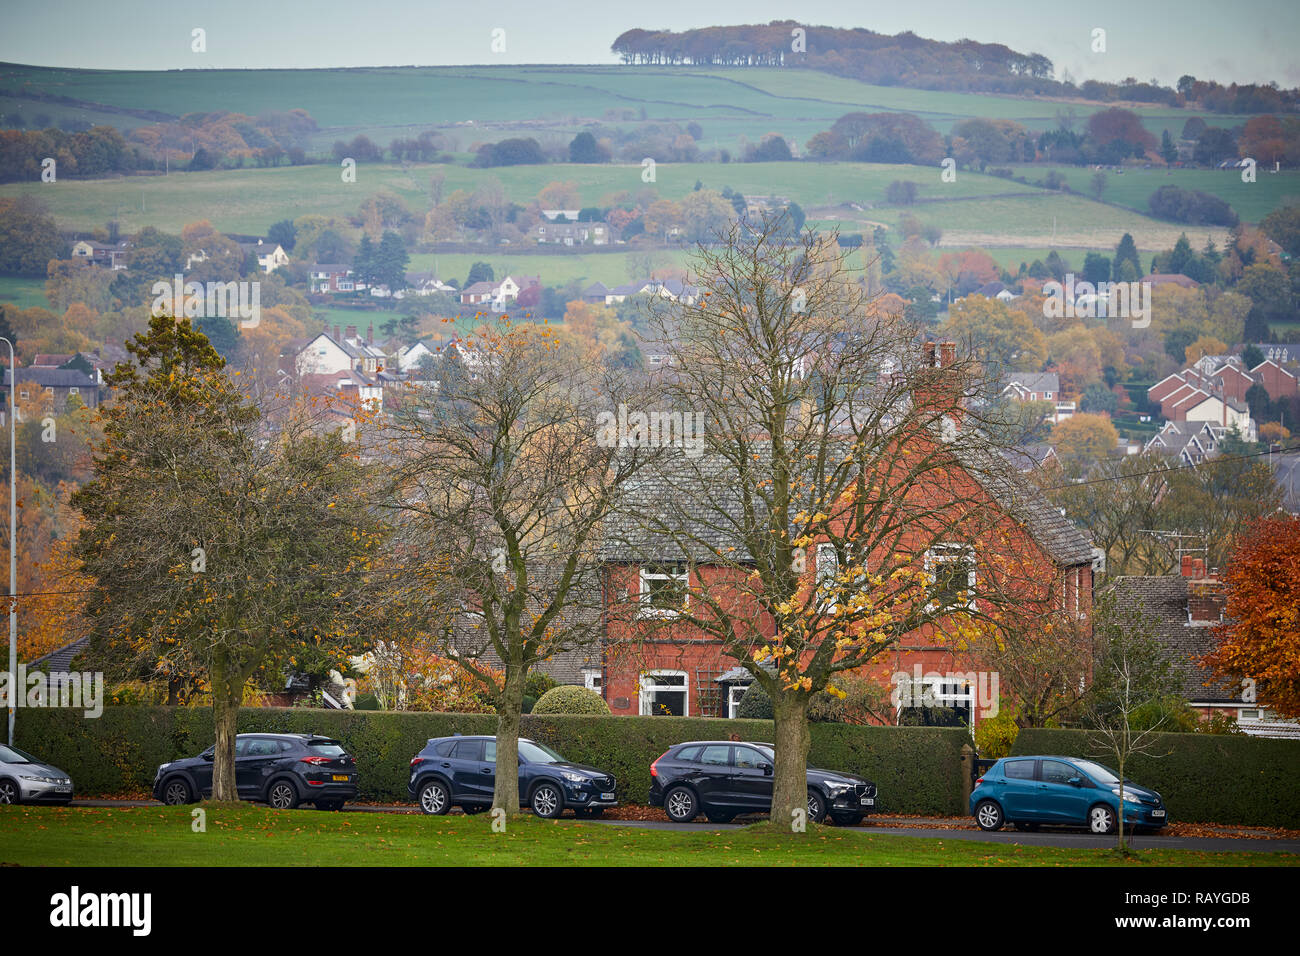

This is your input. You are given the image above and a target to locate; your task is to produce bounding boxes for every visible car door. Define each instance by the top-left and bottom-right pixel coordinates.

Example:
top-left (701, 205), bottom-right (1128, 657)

top-left (237, 738), bottom-right (283, 798)
top-left (729, 745), bottom-right (775, 811)
top-left (195, 738), bottom-right (247, 797)
top-left (998, 758), bottom-right (1043, 820)
top-left (447, 739), bottom-right (492, 803)
top-left (690, 744), bottom-right (734, 808)
top-left (1037, 759), bottom-right (1093, 823)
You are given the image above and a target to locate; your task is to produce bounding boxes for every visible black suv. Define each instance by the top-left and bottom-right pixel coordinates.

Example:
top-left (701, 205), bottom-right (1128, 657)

top-left (152, 733), bottom-right (358, 810)
top-left (409, 735), bottom-right (618, 819)
top-left (649, 740), bottom-right (877, 826)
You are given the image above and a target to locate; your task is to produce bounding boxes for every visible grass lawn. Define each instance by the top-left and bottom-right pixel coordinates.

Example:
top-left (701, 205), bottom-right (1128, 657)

top-left (1, 804), bottom-right (1293, 867)
top-left (0, 275), bottom-right (51, 310)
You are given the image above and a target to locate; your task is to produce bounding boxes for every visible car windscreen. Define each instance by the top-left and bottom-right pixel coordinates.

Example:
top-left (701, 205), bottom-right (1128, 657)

top-left (0, 744), bottom-right (34, 763)
top-left (1071, 759), bottom-right (1121, 785)
top-left (519, 740), bottom-right (565, 763)
top-left (307, 740), bottom-right (347, 757)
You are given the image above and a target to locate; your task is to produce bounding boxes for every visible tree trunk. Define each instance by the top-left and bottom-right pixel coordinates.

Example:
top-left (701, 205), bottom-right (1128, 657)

top-left (771, 691), bottom-right (812, 832)
top-left (210, 663), bottom-right (241, 802)
top-left (491, 665), bottom-right (527, 815)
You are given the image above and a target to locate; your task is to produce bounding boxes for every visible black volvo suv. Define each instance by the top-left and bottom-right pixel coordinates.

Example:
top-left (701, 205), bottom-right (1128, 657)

top-left (409, 735), bottom-right (618, 818)
top-left (153, 733), bottom-right (359, 810)
top-left (648, 740), bottom-right (877, 825)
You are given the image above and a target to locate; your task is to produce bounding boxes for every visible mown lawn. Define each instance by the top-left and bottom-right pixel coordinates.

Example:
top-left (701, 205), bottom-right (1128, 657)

top-left (1, 805), bottom-right (1294, 867)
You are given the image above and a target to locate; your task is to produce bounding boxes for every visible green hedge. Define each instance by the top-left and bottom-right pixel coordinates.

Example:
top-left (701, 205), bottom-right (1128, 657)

top-left (1013, 728), bottom-right (1300, 828)
top-left (13, 707), bottom-right (972, 814)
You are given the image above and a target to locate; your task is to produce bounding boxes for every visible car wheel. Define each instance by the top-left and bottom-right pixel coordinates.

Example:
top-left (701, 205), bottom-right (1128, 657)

top-left (1089, 804), bottom-right (1117, 834)
top-left (267, 779), bottom-right (299, 810)
top-left (0, 778), bottom-right (18, 805)
top-left (418, 779), bottom-right (450, 815)
top-left (806, 789), bottom-right (827, 824)
top-left (974, 800), bottom-right (1004, 831)
top-left (664, 786), bottom-right (699, 823)
top-left (831, 812), bottom-right (864, 827)
top-left (705, 810), bottom-right (736, 824)
top-left (530, 782), bottom-right (564, 819)
top-left (316, 799), bottom-right (344, 811)
top-left (161, 777), bottom-right (193, 806)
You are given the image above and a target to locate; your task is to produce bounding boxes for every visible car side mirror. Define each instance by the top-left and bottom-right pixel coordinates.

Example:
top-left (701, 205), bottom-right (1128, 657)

top-left (1068, 776), bottom-right (1082, 787)
top-left (202, 753), bottom-right (214, 762)
top-left (760, 763), bottom-right (772, 775)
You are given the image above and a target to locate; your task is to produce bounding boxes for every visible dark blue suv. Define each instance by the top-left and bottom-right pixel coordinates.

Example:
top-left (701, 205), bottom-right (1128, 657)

top-left (970, 755), bottom-right (1169, 834)
top-left (409, 735), bottom-right (618, 819)
top-left (152, 733), bottom-right (358, 810)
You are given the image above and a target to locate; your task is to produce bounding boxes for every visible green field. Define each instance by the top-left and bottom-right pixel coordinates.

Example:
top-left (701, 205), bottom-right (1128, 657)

top-left (0, 275), bottom-right (50, 310)
top-left (0, 63), bottom-right (1251, 152)
top-left (1, 804), bottom-right (1292, 867)
top-left (1004, 165), bottom-right (1300, 225)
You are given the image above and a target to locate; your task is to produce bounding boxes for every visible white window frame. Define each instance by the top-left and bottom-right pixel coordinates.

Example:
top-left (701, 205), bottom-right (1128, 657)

top-left (639, 670), bottom-right (688, 716)
top-left (582, 668), bottom-right (602, 692)
top-left (815, 541), bottom-right (867, 613)
top-left (924, 543), bottom-right (976, 613)
top-left (638, 564), bottom-right (689, 618)
top-left (727, 684), bottom-right (748, 719)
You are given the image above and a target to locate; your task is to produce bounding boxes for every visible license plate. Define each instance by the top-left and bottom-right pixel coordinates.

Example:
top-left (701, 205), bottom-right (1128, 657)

top-left (600, 792), bottom-right (615, 801)
top-left (861, 797), bottom-right (874, 806)
top-left (332, 775), bottom-right (349, 782)
top-left (1151, 809), bottom-right (1165, 817)
top-left (55, 786), bottom-right (72, 793)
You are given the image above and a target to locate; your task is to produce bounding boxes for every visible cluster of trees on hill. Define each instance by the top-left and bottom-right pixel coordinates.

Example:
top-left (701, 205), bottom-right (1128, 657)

top-left (0, 125), bottom-right (137, 182)
top-left (612, 23), bottom-right (1300, 108)
top-left (130, 109), bottom-right (319, 170)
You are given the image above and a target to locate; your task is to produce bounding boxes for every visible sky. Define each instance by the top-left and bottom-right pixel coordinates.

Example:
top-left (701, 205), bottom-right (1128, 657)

top-left (3, 0), bottom-right (1298, 88)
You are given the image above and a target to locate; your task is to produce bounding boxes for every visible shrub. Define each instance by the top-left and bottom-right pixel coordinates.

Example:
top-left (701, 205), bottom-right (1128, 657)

top-left (736, 682), bottom-right (773, 719)
top-left (531, 685), bottom-right (610, 715)
top-left (1147, 185), bottom-right (1239, 226)
top-left (973, 706), bottom-right (1019, 759)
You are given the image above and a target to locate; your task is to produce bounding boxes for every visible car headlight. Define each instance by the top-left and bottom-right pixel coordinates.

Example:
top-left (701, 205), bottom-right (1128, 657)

top-left (1111, 788), bottom-right (1142, 803)
top-left (823, 781), bottom-right (852, 795)
top-left (561, 771), bottom-right (588, 784)
top-left (20, 775), bottom-right (56, 783)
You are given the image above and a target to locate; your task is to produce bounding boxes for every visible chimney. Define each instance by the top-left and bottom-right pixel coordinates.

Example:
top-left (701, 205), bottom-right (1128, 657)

top-left (914, 341), bottom-right (964, 430)
top-left (345, 325), bottom-right (358, 342)
top-left (334, 325), bottom-right (342, 342)
top-left (922, 342), bottom-right (936, 367)
top-left (939, 342), bottom-right (956, 368)
top-left (367, 322), bottom-right (374, 345)
top-left (1187, 577), bottom-right (1227, 625)
top-left (1180, 555), bottom-right (1206, 579)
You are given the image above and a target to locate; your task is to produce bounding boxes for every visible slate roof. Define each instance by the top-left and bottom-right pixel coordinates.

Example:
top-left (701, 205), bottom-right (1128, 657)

top-left (1111, 576), bottom-right (1242, 703)
top-left (28, 637), bottom-right (90, 672)
top-left (600, 435), bottom-right (1095, 569)
top-left (5, 368), bottom-right (97, 388)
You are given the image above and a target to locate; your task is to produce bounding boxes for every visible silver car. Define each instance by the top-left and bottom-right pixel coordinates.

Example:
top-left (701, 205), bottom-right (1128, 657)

top-left (0, 744), bottom-right (74, 805)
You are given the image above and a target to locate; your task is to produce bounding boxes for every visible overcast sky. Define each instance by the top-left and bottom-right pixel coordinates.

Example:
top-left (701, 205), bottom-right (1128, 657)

top-left (5, 0), bottom-right (1297, 88)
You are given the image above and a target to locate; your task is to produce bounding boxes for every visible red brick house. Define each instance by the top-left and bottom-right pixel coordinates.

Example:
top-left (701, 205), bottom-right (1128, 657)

top-left (596, 348), bottom-right (1096, 726)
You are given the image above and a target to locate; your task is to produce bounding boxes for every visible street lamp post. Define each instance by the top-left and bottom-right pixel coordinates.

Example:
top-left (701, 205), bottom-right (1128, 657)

top-left (1, 336), bottom-right (14, 746)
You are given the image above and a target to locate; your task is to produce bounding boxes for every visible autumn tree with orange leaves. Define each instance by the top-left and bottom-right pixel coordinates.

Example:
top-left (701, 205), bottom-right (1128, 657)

top-left (1203, 515), bottom-right (1300, 719)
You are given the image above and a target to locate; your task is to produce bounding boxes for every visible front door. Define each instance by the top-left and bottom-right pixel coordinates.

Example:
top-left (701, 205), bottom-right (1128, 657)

top-left (1037, 759), bottom-right (1092, 823)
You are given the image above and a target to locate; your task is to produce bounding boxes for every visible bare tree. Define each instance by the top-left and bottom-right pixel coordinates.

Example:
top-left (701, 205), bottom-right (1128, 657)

top-left (383, 319), bottom-right (658, 815)
top-left (613, 214), bottom-right (1043, 830)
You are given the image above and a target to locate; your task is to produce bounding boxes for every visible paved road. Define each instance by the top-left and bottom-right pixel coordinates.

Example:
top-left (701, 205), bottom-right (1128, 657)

top-left (68, 800), bottom-right (1299, 853)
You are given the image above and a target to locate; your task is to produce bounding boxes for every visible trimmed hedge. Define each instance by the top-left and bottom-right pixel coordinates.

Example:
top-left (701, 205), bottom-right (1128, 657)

top-left (1013, 728), bottom-right (1300, 828)
top-left (13, 707), bottom-right (971, 814)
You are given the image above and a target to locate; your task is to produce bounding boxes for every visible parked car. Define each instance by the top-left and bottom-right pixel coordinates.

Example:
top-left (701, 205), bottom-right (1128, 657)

top-left (152, 733), bottom-right (358, 810)
top-left (0, 744), bottom-right (74, 805)
top-left (970, 755), bottom-right (1168, 834)
top-left (648, 740), bottom-right (877, 825)
top-left (409, 735), bottom-right (617, 819)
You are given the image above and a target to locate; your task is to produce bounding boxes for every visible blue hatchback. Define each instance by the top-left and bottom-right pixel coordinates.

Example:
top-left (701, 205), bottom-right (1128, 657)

top-left (970, 755), bottom-right (1169, 834)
